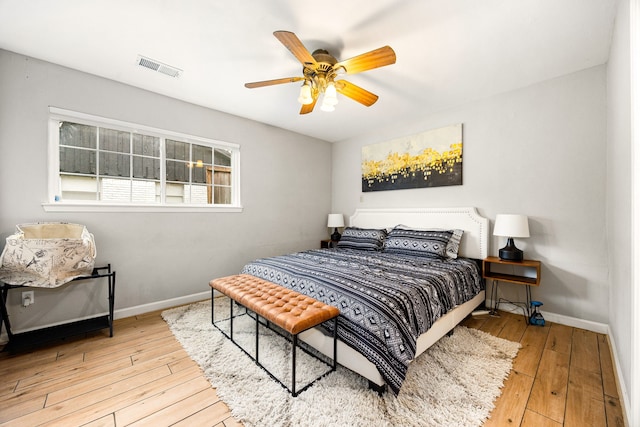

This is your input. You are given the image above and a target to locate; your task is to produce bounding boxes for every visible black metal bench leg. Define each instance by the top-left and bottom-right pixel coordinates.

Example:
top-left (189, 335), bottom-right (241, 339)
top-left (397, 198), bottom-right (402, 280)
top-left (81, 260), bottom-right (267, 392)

top-left (292, 333), bottom-right (298, 397)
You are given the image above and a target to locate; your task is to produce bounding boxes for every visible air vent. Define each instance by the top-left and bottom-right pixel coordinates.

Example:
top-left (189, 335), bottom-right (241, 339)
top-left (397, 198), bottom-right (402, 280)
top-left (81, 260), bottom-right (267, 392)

top-left (136, 55), bottom-right (182, 78)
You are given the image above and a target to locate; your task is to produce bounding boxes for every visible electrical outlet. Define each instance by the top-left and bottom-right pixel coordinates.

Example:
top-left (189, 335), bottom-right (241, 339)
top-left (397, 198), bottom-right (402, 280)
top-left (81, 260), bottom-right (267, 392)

top-left (22, 291), bottom-right (34, 307)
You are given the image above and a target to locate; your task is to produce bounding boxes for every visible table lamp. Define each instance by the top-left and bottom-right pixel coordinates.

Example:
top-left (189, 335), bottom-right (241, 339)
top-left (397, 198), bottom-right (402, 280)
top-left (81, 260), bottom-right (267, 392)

top-left (327, 213), bottom-right (344, 242)
top-left (493, 214), bottom-right (530, 261)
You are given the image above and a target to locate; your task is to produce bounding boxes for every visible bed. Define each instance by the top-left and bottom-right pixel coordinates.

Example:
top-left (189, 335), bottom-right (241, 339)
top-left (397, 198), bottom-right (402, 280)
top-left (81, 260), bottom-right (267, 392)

top-left (241, 207), bottom-right (489, 394)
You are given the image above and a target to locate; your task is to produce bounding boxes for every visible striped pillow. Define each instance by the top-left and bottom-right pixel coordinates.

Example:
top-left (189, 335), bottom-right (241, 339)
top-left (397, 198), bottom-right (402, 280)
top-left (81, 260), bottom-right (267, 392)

top-left (336, 227), bottom-right (387, 251)
top-left (383, 227), bottom-right (464, 259)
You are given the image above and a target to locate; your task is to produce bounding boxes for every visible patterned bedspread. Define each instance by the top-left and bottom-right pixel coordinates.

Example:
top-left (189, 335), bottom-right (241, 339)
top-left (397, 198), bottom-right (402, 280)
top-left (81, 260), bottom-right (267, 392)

top-left (241, 248), bottom-right (483, 394)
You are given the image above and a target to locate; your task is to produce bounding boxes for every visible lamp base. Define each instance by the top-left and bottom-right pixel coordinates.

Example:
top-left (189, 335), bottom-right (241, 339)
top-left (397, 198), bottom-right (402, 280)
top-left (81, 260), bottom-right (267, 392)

top-left (331, 228), bottom-right (341, 242)
top-left (498, 237), bottom-right (523, 261)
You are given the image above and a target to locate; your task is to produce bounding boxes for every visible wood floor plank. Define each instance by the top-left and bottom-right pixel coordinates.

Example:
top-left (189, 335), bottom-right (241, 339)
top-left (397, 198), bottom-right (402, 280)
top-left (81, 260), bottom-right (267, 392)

top-left (604, 396), bottom-right (625, 427)
top-left (172, 400), bottom-right (235, 427)
top-left (14, 355), bottom-right (132, 392)
top-left (527, 349), bottom-right (570, 423)
top-left (81, 329), bottom-right (175, 362)
top-left (521, 409), bottom-right (563, 427)
top-left (126, 387), bottom-right (222, 427)
top-left (571, 329), bottom-right (600, 373)
top-left (497, 313), bottom-right (528, 343)
top-left (545, 323), bottom-right (573, 355)
top-left (1, 351), bottom-right (84, 386)
top-left (44, 351), bottom-right (186, 406)
top-left (479, 312), bottom-right (511, 337)
top-left (80, 413), bottom-right (115, 427)
top-left (568, 365), bottom-right (603, 400)
top-left (12, 364), bottom-right (203, 427)
top-left (484, 370), bottom-right (535, 427)
top-left (598, 334), bottom-right (618, 399)
top-left (512, 323), bottom-right (550, 377)
top-left (168, 355), bottom-right (200, 373)
top-left (0, 350), bottom-right (59, 375)
top-left (0, 378), bottom-right (18, 397)
top-left (114, 375), bottom-right (213, 425)
top-left (0, 392), bottom-right (47, 423)
top-left (564, 382), bottom-right (607, 427)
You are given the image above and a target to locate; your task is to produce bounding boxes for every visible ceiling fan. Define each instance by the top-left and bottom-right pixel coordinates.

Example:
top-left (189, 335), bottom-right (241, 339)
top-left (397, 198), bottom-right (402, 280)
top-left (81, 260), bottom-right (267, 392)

top-left (245, 31), bottom-right (396, 114)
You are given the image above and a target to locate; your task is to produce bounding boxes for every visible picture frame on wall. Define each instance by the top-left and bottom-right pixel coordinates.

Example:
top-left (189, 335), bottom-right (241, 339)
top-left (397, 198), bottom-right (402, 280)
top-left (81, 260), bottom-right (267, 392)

top-left (361, 123), bottom-right (463, 192)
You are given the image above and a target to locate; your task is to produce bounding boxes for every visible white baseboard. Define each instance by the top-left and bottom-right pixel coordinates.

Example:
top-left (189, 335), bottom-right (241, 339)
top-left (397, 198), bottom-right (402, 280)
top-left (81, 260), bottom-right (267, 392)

top-left (490, 300), bottom-right (608, 333)
top-left (113, 290), bottom-right (211, 320)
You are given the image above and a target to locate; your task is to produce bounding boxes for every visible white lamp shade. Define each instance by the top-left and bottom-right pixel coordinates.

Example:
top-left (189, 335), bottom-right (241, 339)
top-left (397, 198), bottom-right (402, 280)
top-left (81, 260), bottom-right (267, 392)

top-left (493, 214), bottom-right (530, 238)
top-left (327, 213), bottom-right (344, 228)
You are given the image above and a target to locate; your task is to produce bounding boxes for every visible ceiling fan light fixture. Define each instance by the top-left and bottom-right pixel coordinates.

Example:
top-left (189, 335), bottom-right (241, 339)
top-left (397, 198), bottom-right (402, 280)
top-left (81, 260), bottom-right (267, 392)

top-left (297, 81), bottom-right (313, 105)
top-left (323, 81), bottom-right (339, 106)
top-left (320, 99), bottom-right (336, 112)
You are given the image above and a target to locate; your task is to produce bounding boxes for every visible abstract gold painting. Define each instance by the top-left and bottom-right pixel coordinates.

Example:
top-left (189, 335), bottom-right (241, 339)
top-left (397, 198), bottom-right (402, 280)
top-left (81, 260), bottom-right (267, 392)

top-left (361, 124), bottom-right (462, 192)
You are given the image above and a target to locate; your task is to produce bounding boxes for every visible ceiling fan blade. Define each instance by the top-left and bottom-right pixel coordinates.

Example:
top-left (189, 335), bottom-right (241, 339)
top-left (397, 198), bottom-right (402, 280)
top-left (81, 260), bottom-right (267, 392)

top-left (335, 80), bottom-right (379, 106)
top-left (300, 96), bottom-right (318, 114)
top-left (245, 76), bottom-right (304, 88)
top-left (273, 31), bottom-right (317, 67)
top-left (334, 46), bottom-right (396, 75)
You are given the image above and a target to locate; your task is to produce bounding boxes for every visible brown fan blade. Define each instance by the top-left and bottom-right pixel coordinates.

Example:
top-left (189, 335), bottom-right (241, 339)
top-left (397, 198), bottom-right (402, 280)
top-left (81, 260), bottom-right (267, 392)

top-left (334, 46), bottom-right (396, 75)
top-left (335, 80), bottom-right (379, 106)
top-left (273, 31), bottom-right (317, 67)
top-left (245, 77), bottom-right (304, 88)
top-left (300, 96), bottom-right (318, 114)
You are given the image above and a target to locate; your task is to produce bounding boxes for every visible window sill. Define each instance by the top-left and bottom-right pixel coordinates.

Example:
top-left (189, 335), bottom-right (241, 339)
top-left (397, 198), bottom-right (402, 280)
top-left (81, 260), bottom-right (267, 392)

top-left (42, 202), bottom-right (243, 213)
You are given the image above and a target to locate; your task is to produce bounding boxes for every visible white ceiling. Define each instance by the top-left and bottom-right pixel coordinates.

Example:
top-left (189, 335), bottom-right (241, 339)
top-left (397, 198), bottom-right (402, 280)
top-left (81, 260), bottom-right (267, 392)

top-left (0, 0), bottom-right (618, 143)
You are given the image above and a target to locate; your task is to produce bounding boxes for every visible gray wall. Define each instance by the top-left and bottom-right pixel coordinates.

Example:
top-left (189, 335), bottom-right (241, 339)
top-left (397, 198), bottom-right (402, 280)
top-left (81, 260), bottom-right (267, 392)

top-left (606, 0), bottom-right (635, 420)
top-left (332, 66), bottom-right (609, 324)
top-left (0, 49), bottom-right (332, 331)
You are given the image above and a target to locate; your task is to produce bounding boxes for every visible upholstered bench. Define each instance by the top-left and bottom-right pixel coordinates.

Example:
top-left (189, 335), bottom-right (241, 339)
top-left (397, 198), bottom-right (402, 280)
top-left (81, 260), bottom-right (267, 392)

top-left (209, 274), bottom-right (340, 396)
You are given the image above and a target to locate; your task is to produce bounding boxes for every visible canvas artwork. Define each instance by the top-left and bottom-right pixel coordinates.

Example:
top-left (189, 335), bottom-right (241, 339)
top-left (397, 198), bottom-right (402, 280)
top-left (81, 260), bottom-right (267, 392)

top-left (361, 123), bottom-right (463, 192)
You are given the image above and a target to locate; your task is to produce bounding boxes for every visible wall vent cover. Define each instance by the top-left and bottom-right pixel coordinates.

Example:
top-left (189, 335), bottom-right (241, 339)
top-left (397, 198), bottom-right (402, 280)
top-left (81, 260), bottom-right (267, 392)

top-left (136, 55), bottom-right (182, 78)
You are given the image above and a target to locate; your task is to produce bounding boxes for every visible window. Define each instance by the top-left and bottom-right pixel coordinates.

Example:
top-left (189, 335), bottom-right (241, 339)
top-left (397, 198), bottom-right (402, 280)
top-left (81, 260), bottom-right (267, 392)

top-left (47, 108), bottom-right (241, 212)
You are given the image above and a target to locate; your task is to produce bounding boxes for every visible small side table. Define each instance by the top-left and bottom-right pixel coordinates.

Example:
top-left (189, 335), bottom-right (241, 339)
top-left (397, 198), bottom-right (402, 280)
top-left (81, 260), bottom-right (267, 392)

top-left (482, 256), bottom-right (541, 319)
top-left (0, 265), bottom-right (116, 352)
top-left (321, 239), bottom-right (337, 249)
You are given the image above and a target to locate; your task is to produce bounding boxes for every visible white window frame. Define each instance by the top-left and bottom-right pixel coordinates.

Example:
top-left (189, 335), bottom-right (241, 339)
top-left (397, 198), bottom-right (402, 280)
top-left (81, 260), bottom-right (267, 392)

top-left (44, 107), bottom-right (242, 213)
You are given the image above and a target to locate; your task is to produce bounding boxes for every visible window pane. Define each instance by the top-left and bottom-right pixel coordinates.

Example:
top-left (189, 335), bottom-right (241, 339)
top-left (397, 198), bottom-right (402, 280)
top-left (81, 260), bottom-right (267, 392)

top-left (132, 134), bottom-right (159, 156)
top-left (60, 175), bottom-right (97, 200)
top-left (192, 164), bottom-right (208, 184)
top-left (166, 139), bottom-right (189, 160)
top-left (165, 182), bottom-right (185, 204)
top-left (131, 180), bottom-right (159, 203)
top-left (214, 186), bottom-right (231, 204)
top-left (166, 160), bottom-right (189, 183)
top-left (189, 185), bottom-right (209, 204)
top-left (133, 156), bottom-right (160, 180)
top-left (60, 147), bottom-right (96, 174)
top-left (100, 177), bottom-right (131, 201)
top-left (100, 128), bottom-right (130, 153)
top-left (99, 152), bottom-right (130, 177)
top-left (214, 148), bottom-right (231, 166)
top-left (60, 122), bottom-right (96, 148)
top-left (193, 144), bottom-right (212, 165)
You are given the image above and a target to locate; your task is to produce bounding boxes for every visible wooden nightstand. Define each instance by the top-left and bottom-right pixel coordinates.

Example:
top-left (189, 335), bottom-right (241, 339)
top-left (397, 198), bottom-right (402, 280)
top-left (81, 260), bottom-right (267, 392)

top-left (482, 256), bottom-right (541, 318)
top-left (321, 239), bottom-right (337, 249)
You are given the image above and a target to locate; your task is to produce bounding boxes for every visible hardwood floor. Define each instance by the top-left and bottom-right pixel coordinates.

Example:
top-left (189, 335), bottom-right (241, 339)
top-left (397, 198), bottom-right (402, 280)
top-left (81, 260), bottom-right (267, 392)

top-left (0, 307), bottom-right (626, 426)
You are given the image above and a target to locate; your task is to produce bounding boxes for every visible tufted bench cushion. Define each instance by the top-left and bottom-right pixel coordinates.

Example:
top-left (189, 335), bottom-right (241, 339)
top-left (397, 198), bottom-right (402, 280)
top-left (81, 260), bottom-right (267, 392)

top-left (210, 274), bottom-right (339, 335)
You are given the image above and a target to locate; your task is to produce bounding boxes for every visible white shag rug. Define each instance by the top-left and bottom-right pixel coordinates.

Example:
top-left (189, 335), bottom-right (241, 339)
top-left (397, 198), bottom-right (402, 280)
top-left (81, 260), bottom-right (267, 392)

top-left (162, 299), bottom-right (519, 427)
